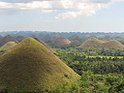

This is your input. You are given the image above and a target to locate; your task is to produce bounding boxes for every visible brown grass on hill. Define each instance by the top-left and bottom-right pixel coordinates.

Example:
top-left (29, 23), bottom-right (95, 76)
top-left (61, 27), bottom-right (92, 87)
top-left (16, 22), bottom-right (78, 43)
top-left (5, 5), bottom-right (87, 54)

top-left (0, 37), bottom-right (80, 92)
top-left (1, 41), bottom-right (17, 50)
top-left (79, 37), bottom-right (124, 50)
top-left (53, 36), bottom-right (71, 46)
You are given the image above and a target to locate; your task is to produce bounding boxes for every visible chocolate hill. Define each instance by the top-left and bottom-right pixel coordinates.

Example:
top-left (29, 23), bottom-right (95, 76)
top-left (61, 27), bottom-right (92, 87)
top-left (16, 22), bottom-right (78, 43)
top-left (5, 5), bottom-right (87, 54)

top-left (14, 35), bottom-right (25, 42)
top-left (53, 36), bottom-right (71, 47)
top-left (79, 37), bottom-right (124, 50)
top-left (1, 41), bottom-right (17, 51)
top-left (0, 35), bottom-right (18, 46)
top-left (0, 37), bottom-right (80, 92)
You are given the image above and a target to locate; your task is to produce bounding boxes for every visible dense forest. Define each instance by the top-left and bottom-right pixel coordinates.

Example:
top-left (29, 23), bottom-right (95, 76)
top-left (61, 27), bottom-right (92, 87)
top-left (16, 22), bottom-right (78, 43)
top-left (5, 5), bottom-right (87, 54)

top-left (53, 48), bottom-right (124, 93)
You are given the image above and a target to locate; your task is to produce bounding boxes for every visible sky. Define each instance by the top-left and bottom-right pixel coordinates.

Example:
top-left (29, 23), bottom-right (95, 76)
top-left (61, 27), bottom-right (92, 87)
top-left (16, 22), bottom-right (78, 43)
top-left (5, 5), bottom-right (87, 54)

top-left (0, 0), bottom-right (124, 32)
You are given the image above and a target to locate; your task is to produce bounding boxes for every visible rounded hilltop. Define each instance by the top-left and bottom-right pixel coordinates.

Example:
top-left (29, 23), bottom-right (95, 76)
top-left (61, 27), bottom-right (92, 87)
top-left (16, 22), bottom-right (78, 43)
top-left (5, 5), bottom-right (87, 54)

top-left (0, 35), bottom-right (18, 46)
top-left (1, 41), bottom-right (17, 50)
top-left (53, 36), bottom-right (71, 47)
top-left (0, 37), bottom-right (80, 92)
top-left (79, 37), bottom-right (124, 50)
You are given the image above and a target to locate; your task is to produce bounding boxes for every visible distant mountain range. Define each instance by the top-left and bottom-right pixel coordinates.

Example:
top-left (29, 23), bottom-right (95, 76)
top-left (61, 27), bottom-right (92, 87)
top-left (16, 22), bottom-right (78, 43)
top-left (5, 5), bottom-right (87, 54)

top-left (1, 31), bottom-right (124, 48)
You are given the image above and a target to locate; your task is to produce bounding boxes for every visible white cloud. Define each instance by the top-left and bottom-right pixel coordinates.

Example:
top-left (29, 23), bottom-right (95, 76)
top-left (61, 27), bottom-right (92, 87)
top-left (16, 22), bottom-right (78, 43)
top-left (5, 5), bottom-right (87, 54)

top-left (0, 1), bottom-right (51, 10)
top-left (55, 1), bottom-right (110, 19)
top-left (0, 0), bottom-right (123, 19)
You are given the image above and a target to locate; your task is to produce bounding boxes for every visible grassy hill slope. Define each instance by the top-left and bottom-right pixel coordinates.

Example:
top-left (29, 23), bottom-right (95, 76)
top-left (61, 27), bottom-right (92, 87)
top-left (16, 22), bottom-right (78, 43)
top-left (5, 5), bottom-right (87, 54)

top-left (1, 41), bottom-right (17, 50)
top-left (0, 37), bottom-right (80, 92)
top-left (79, 37), bottom-right (124, 50)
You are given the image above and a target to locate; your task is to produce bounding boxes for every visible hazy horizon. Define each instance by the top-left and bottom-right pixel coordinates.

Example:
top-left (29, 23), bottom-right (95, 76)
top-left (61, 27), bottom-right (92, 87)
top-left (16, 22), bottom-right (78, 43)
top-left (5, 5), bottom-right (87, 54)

top-left (0, 30), bottom-right (124, 33)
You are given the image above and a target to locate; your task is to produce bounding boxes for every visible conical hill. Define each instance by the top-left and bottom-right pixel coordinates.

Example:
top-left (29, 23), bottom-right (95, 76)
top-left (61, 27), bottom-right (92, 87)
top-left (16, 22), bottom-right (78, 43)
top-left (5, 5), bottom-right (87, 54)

top-left (0, 37), bottom-right (80, 92)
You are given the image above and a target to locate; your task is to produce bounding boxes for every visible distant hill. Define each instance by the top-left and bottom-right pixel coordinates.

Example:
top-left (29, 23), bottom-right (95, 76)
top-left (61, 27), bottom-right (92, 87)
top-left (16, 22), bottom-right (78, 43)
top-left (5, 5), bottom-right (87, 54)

top-left (53, 36), bottom-right (71, 47)
top-left (1, 41), bottom-right (17, 51)
top-left (0, 35), bottom-right (18, 46)
top-left (14, 35), bottom-right (25, 42)
top-left (0, 35), bottom-right (3, 40)
top-left (79, 37), bottom-right (124, 50)
top-left (0, 37), bottom-right (80, 92)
